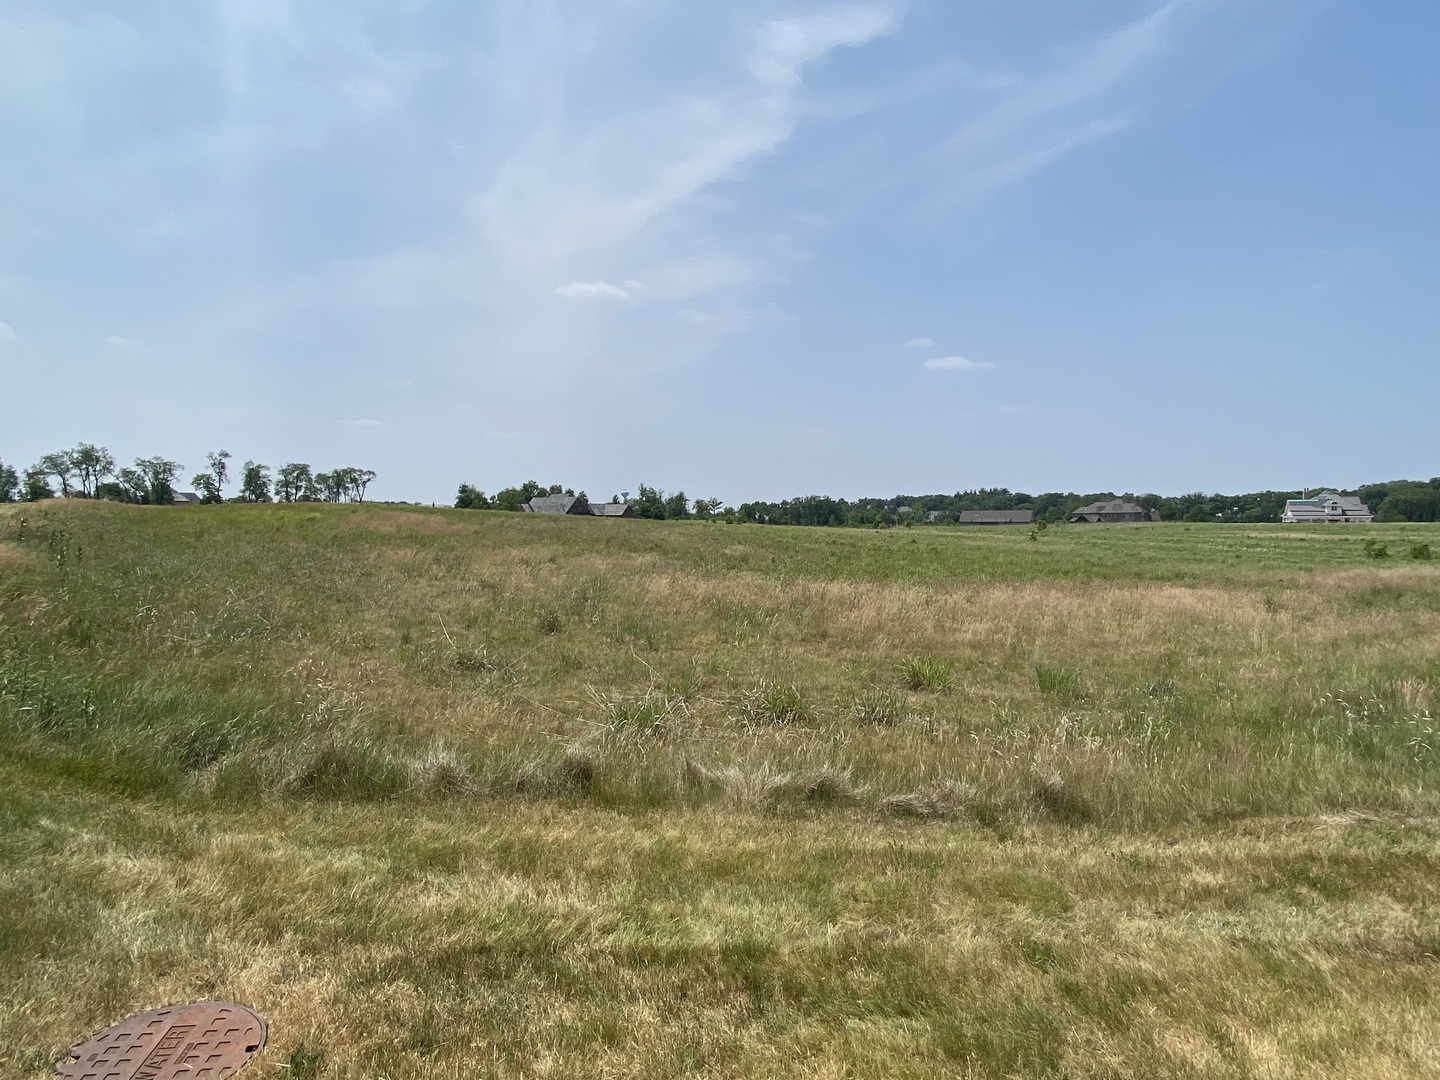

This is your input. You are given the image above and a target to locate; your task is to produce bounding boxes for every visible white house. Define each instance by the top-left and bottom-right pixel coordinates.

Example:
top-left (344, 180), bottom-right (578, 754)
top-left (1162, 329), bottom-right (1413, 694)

top-left (1281, 492), bottom-right (1374, 523)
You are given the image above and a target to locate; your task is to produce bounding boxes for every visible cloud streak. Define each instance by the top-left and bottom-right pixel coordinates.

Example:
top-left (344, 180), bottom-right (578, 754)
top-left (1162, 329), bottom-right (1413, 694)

top-left (555, 280), bottom-right (634, 301)
top-left (924, 355), bottom-right (994, 371)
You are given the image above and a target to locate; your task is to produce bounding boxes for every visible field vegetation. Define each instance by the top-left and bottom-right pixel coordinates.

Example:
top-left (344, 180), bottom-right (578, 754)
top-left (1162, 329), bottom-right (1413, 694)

top-left (3, 502), bottom-right (1439, 1077)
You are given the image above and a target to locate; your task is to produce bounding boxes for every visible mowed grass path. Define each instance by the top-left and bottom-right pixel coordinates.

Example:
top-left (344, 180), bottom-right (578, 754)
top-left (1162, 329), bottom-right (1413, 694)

top-left (2, 502), bottom-right (1439, 1078)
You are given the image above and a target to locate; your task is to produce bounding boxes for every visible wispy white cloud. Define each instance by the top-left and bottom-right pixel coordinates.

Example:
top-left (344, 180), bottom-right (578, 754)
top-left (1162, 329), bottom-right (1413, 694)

top-left (998, 404), bottom-right (1028, 414)
top-left (918, 0), bottom-right (1210, 208)
top-left (0, 320), bottom-right (16, 342)
top-left (904, 336), bottom-right (932, 348)
top-left (924, 355), bottom-right (993, 371)
top-left (468, 4), bottom-right (900, 268)
top-left (676, 309), bottom-right (712, 323)
top-left (555, 280), bottom-right (634, 300)
top-left (348, 418), bottom-right (384, 428)
top-left (106, 334), bottom-right (133, 348)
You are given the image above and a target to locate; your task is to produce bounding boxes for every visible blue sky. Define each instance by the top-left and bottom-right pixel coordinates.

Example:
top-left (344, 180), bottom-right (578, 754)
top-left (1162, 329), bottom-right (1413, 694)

top-left (2, 1), bottom-right (1436, 504)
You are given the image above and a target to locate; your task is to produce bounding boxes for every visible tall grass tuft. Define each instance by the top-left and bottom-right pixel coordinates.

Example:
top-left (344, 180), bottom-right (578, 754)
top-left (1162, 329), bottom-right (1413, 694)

top-left (1035, 663), bottom-right (1080, 698)
top-left (898, 655), bottom-right (953, 692)
top-left (851, 688), bottom-right (904, 726)
top-left (740, 681), bottom-right (809, 725)
top-left (281, 735), bottom-right (409, 799)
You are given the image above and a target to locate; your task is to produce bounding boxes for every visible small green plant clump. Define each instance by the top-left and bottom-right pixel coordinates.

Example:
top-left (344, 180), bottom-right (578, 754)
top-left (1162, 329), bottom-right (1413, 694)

top-left (287, 1044), bottom-right (325, 1080)
top-left (1035, 664), bottom-right (1081, 697)
top-left (607, 693), bottom-right (674, 734)
top-left (1408, 542), bottom-right (1433, 561)
top-left (741, 681), bottom-right (809, 725)
top-left (1363, 538), bottom-right (1390, 560)
top-left (898, 655), bottom-right (954, 692)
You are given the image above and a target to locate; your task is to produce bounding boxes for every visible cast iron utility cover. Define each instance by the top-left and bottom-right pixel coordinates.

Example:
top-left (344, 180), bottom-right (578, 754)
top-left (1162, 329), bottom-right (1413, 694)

top-left (57, 1001), bottom-right (266, 1079)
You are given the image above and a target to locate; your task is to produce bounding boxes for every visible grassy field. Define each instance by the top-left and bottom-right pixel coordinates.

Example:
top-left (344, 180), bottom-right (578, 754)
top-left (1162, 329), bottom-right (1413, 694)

top-left (2, 501), bottom-right (1439, 1078)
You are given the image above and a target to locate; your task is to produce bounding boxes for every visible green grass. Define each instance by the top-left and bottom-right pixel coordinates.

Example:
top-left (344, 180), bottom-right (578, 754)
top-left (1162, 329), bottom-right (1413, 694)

top-left (2, 501), bottom-right (1440, 1078)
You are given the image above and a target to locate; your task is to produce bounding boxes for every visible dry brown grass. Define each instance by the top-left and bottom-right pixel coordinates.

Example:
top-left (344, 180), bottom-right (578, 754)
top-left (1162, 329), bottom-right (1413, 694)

top-left (4, 503), bottom-right (1440, 1077)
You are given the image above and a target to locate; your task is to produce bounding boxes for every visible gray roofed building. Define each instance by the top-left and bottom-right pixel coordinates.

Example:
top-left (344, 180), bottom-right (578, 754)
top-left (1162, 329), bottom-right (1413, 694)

top-left (1281, 492), bottom-right (1374, 523)
top-left (589, 501), bottom-right (634, 517)
top-left (172, 491), bottom-right (201, 505)
top-left (957, 509), bottom-right (1035, 525)
top-left (523, 494), bottom-right (591, 515)
top-left (1069, 500), bottom-right (1158, 523)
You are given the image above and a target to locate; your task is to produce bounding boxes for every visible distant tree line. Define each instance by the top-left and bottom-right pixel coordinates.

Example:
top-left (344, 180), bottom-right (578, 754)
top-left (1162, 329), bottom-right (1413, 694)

top-left (0, 444), bottom-right (375, 505)
top-left (455, 480), bottom-right (725, 519)
top-left (453, 478), bottom-right (1440, 525)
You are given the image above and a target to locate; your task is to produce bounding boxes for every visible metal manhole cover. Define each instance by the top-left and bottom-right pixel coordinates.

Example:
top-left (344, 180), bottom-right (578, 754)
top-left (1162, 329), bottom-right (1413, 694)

top-left (57, 1001), bottom-right (266, 1079)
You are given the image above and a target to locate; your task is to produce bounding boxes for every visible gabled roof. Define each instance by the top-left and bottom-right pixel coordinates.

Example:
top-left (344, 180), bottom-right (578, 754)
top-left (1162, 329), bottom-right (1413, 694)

top-left (524, 494), bottom-right (590, 514)
top-left (590, 502), bottom-right (633, 517)
top-left (958, 509), bottom-right (1034, 524)
top-left (1072, 500), bottom-right (1146, 516)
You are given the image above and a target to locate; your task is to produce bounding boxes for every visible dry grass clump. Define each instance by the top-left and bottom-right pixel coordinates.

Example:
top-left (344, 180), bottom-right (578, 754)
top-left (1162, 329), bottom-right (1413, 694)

top-left (877, 778), bottom-right (979, 820)
top-left (514, 744), bottom-right (597, 794)
top-left (683, 759), bottom-right (863, 806)
top-left (1033, 769), bottom-right (1091, 822)
top-left (447, 645), bottom-right (495, 672)
top-left (408, 745), bottom-right (474, 796)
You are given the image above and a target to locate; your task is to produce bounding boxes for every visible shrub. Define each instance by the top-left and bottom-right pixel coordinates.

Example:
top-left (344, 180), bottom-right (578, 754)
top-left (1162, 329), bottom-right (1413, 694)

top-left (898, 655), bottom-right (953, 692)
top-left (1363, 538), bottom-right (1390, 560)
top-left (1408, 543), bottom-right (1433, 561)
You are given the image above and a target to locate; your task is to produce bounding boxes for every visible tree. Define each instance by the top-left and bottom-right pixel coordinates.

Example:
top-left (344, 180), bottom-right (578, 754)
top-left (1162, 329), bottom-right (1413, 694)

top-left (240, 461), bottom-right (272, 503)
top-left (70, 444), bottom-right (116, 497)
top-left (193, 450), bottom-right (231, 504)
top-left (22, 466), bottom-right (53, 501)
top-left (692, 498), bottom-right (722, 521)
top-left (455, 484), bottom-right (491, 509)
top-left (113, 468), bottom-right (150, 503)
top-left (36, 451), bottom-right (76, 497)
top-left (351, 469), bottom-right (376, 502)
top-left (495, 480), bottom-right (546, 511)
top-left (631, 484), bottom-right (667, 519)
top-left (275, 463), bottom-right (312, 502)
top-left (135, 457), bottom-right (181, 504)
top-left (663, 490), bottom-right (690, 520)
top-left (0, 461), bottom-right (18, 503)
